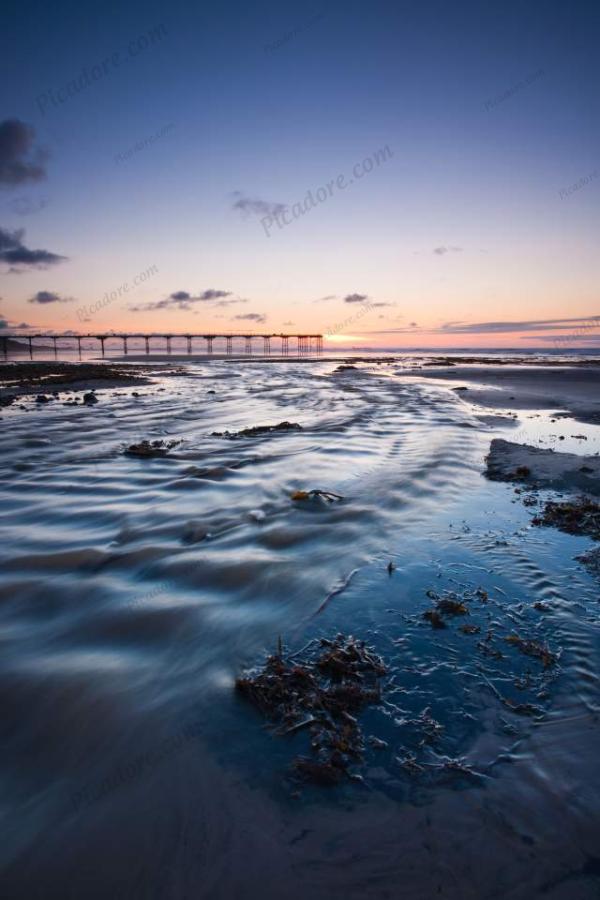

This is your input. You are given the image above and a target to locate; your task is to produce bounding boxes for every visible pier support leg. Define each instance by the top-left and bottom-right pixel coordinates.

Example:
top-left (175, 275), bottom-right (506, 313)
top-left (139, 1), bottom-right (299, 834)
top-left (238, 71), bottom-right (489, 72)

top-left (226, 336), bottom-right (232, 355)
top-left (207, 337), bottom-right (214, 354)
top-left (166, 336), bottom-right (171, 354)
top-left (99, 337), bottom-right (105, 357)
top-left (53, 336), bottom-right (57, 358)
top-left (123, 337), bottom-right (128, 355)
top-left (245, 336), bottom-right (252, 354)
top-left (28, 336), bottom-right (33, 359)
top-left (145, 337), bottom-right (150, 354)
top-left (187, 336), bottom-right (192, 354)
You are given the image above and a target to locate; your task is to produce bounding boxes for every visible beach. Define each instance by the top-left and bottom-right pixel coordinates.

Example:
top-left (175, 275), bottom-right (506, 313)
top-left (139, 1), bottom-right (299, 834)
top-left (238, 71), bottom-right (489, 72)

top-left (413, 361), bottom-right (600, 424)
top-left (1, 355), bottom-right (599, 899)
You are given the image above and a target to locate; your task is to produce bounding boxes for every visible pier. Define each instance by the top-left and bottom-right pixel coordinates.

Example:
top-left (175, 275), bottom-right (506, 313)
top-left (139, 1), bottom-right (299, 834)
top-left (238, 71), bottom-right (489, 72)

top-left (1, 332), bottom-right (324, 359)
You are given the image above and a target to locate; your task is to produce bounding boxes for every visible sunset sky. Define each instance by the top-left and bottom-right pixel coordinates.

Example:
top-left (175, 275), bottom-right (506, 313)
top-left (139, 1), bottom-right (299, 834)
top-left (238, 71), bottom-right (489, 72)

top-left (1, 0), bottom-right (599, 348)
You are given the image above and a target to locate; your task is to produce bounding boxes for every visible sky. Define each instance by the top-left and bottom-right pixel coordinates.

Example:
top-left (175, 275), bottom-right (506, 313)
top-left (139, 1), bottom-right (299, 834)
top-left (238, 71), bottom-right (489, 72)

top-left (0, 0), bottom-right (599, 348)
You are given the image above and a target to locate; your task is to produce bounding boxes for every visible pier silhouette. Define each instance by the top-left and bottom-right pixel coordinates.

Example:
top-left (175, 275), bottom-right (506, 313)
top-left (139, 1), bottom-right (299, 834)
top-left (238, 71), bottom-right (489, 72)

top-left (1, 332), bottom-right (324, 358)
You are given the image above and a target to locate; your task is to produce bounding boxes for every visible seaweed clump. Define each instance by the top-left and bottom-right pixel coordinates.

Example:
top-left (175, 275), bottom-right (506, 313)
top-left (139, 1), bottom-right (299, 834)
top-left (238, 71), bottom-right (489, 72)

top-left (504, 634), bottom-right (557, 668)
top-left (423, 594), bottom-right (468, 627)
top-left (532, 497), bottom-right (600, 540)
top-left (291, 489), bottom-right (344, 503)
top-left (212, 421), bottom-right (302, 439)
top-left (235, 635), bottom-right (387, 785)
top-left (125, 439), bottom-right (180, 458)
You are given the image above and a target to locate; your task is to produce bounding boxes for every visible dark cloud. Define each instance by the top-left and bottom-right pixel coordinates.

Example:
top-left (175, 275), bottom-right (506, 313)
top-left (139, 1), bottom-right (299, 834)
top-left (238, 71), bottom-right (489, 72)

top-left (343, 293), bottom-right (368, 304)
top-left (370, 302), bottom-right (394, 308)
top-left (0, 226), bottom-right (66, 270)
top-left (438, 316), bottom-right (600, 335)
top-left (233, 313), bottom-right (267, 324)
top-left (0, 318), bottom-right (35, 330)
top-left (313, 295), bottom-right (337, 303)
top-left (0, 120), bottom-right (47, 187)
top-left (231, 191), bottom-right (287, 219)
top-left (129, 288), bottom-right (233, 312)
top-left (28, 290), bottom-right (73, 305)
top-left (356, 315), bottom-right (600, 337)
top-left (433, 246), bottom-right (463, 255)
top-left (196, 289), bottom-right (230, 301)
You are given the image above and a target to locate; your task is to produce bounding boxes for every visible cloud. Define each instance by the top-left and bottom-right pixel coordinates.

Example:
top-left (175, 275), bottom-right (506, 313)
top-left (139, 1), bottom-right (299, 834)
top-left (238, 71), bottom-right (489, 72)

top-left (198, 289), bottom-right (231, 301)
top-left (410, 322), bottom-right (418, 327)
top-left (213, 298), bottom-right (248, 307)
top-left (438, 316), bottom-right (600, 335)
top-left (28, 290), bottom-right (74, 304)
top-left (231, 191), bottom-right (287, 219)
top-left (7, 196), bottom-right (49, 215)
top-left (370, 302), bottom-right (394, 308)
top-left (0, 120), bottom-right (48, 187)
top-left (129, 288), bottom-right (233, 312)
top-left (343, 293), bottom-right (368, 304)
top-left (0, 226), bottom-right (66, 270)
top-left (531, 334), bottom-right (600, 343)
top-left (233, 313), bottom-right (267, 324)
top-left (433, 246), bottom-right (463, 255)
top-left (357, 327), bottom-right (424, 335)
top-left (314, 294), bottom-right (337, 303)
top-left (0, 318), bottom-right (36, 330)
top-left (282, 320), bottom-right (294, 325)
top-left (357, 315), bottom-right (600, 337)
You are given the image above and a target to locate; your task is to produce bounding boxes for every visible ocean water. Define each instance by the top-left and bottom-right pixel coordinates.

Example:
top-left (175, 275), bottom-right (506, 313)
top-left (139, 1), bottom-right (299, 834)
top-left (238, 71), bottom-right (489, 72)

top-left (0, 357), bottom-right (599, 899)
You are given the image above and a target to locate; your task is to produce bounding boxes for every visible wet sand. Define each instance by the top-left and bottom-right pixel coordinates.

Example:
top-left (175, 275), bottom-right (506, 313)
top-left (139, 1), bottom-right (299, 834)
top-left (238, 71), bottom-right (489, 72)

top-left (410, 364), bottom-right (600, 424)
top-left (486, 439), bottom-right (600, 495)
top-left (0, 361), bottom-right (157, 405)
top-left (0, 357), bottom-right (599, 899)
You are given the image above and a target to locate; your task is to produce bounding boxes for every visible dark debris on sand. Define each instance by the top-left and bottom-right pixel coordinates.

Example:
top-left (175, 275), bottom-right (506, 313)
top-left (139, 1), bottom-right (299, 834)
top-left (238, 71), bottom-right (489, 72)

top-left (236, 634), bottom-right (387, 785)
top-left (0, 361), bottom-right (149, 390)
top-left (212, 421), bottom-right (302, 439)
top-left (532, 497), bottom-right (600, 540)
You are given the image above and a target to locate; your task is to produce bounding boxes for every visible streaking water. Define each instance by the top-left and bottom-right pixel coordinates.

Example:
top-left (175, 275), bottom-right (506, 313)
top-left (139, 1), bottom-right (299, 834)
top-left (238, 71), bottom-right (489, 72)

top-left (0, 358), bottom-right (599, 899)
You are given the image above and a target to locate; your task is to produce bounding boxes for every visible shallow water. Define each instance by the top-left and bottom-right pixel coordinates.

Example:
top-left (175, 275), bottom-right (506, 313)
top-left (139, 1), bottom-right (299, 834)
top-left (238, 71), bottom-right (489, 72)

top-left (0, 358), bottom-right (599, 899)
